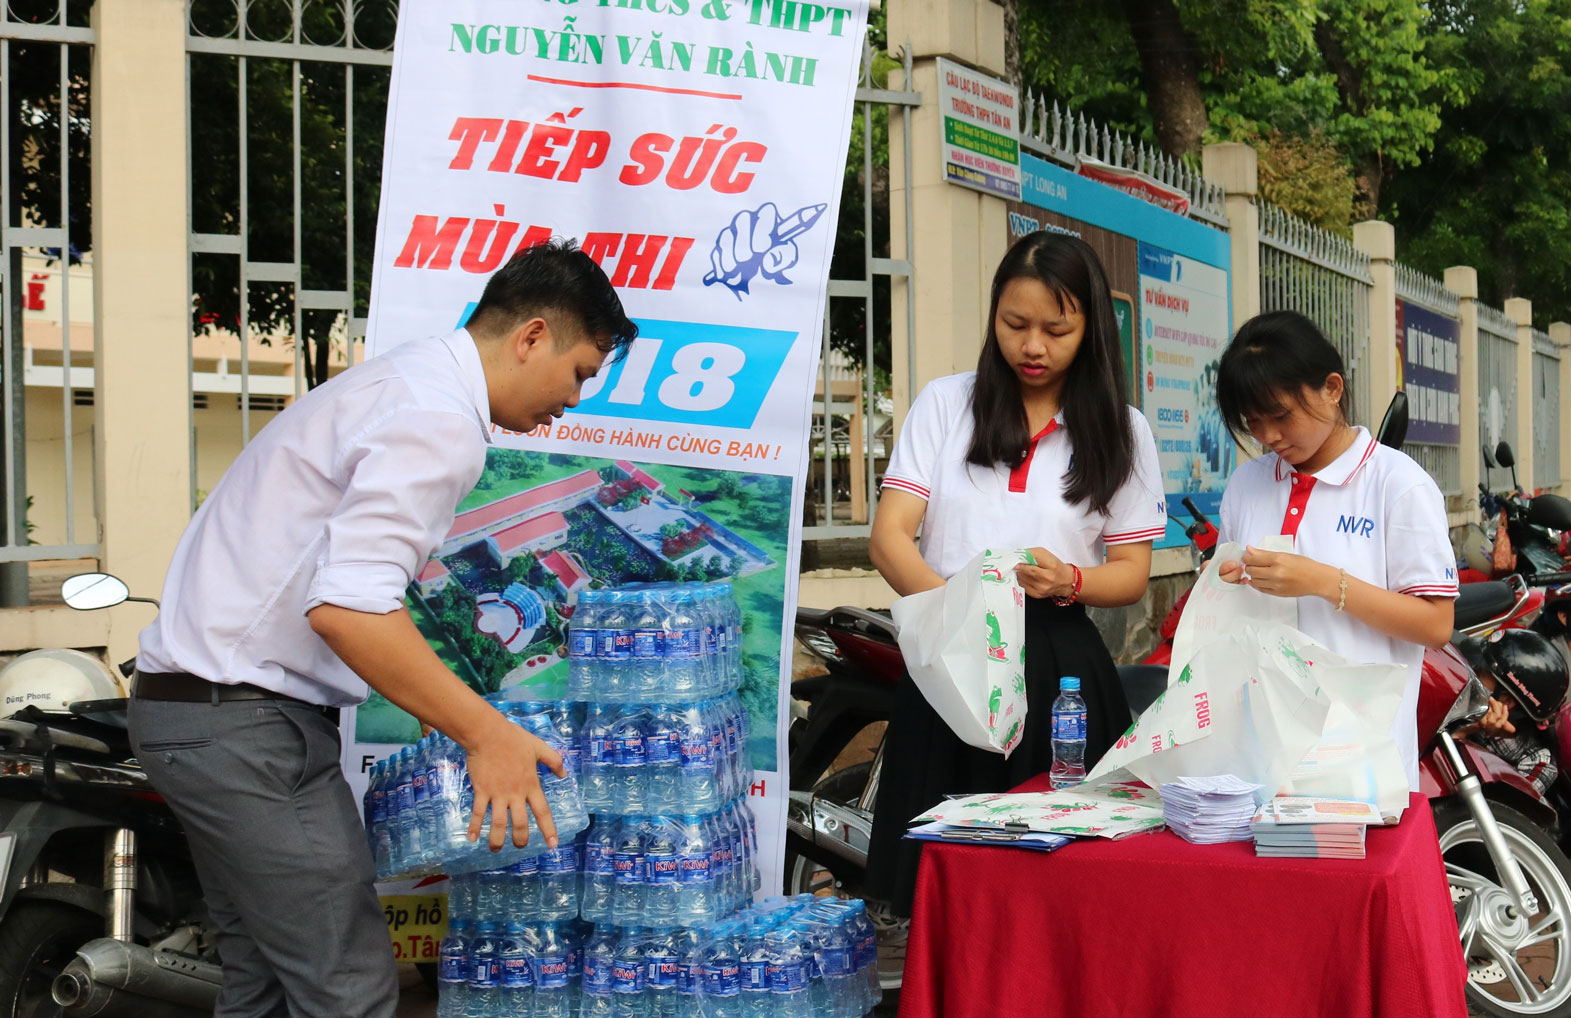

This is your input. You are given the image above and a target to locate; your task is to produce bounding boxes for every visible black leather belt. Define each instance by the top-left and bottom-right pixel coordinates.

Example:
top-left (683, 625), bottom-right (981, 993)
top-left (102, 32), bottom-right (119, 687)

top-left (135, 671), bottom-right (315, 707)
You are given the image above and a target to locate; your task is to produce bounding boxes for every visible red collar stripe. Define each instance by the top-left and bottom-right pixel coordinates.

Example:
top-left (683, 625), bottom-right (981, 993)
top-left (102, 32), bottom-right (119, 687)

top-left (1280, 473), bottom-right (1318, 537)
top-left (1007, 420), bottom-right (1061, 494)
top-left (881, 477), bottom-right (930, 500)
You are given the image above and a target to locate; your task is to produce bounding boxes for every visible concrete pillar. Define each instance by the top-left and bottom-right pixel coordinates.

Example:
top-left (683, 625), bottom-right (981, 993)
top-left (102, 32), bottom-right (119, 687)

top-left (888, 0), bottom-right (1008, 428)
top-left (1353, 221), bottom-right (1400, 428)
top-left (1552, 322), bottom-right (1571, 497)
top-left (1504, 298), bottom-right (1536, 491)
top-left (1445, 266), bottom-right (1481, 519)
top-left (92, 0), bottom-right (192, 662)
top-left (1201, 143), bottom-right (1260, 328)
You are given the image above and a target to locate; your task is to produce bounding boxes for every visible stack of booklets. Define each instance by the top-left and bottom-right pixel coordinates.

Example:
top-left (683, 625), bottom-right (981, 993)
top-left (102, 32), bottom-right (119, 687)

top-left (1252, 796), bottom-right (1381, 859)
top-left (1158, 775), bottom-right (1262, 844)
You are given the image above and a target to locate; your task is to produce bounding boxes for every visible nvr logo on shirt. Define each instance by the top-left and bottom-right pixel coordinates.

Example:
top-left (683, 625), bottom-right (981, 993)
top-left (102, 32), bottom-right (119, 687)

top-left (1336, 514), bottom-right (1376, 539)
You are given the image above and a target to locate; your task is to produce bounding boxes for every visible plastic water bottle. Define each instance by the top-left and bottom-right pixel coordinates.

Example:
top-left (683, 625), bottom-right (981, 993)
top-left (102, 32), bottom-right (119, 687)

top-left (582, 925), bottom-right (619, 1018)
top-left (510, 855), bottom-right (540, 919)
top-left (538, 840), bottom-right (580, 921)
top-left (645, 928), bottom-right (681, 1018)
top-left (582, 705), bottom-right (617, 813)
top-left (437, 919), bottom-right (470, 1018)
top-left (393, 747), bottom-right (421, 872)
top-left (632, 591), bottom-right (669, 701)
top-left (580, 817), bottom-right (618, 923)
top-left (703, 812), bottom-right (733, 915)
top-left (613, 816), bottom-right (648, 921)
top-left (644, 706), bottom-right (681, 815)
top-left (674, 814), bottom-right (715, 927)
top-left (665, 591), bottom-right (703, 700)
top-left (1049, 676), bottom-right (1087, 790)
top-left (612, 927), bottom-right (650, 1018)
top-left (565, 920), bottom-right (589, 1016)
top-left (476, 867), bottom-right (508, 921)
top-left (642, 816), bottom-right (680, 928)
top-left (738, 918), bottom-right (772, 1018)
top-left (699, 922), bottom-right (742, 1018)
top-left (766, 924), bottom-right (814, 1018)
top-left (447, 873), bottom-right (475, 925)
top-left (846, 900), bottom-right (881, 1012)
top-left (811, 910), bottom-right (856, 1016)
top-left (674, 929), bottom-right (704, 1018)
top-left (368, 762), bottom-right (394, 878)
top-left (553, 704), bottom-right (585, 787)
top-left (497, 921), bottom-right (534, 1016)
top-left (569, 590), bottom-right (603, 701)
top-left (611, 710), bottom-right (649, 814)
top-left (676, 705), bottom-right (716, 813)
top-left (532, 922), bottom-right (572, 1018)
top-left (463, 922), bottom-right (501, 1018)
top-left (428, 737), bottom-right (468, 857)
top-left (601, 592), bottom-right (633, 703)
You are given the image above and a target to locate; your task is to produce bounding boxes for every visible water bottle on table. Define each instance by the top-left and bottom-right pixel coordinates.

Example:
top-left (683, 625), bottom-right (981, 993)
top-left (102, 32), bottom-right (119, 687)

top-left (1049, 676), bottom-right (1087, 790)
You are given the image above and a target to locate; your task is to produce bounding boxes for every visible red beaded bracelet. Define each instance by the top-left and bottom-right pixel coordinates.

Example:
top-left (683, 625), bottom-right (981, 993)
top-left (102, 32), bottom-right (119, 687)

top-left (1054, 563), bottom-right (1083, 606)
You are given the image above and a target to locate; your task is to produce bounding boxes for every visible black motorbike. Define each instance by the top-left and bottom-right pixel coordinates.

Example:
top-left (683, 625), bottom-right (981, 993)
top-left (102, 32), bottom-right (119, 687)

top-left (0, 574), bottom-right (219, 1017)
top-left (1477, 441), bottom-right (1571, 583)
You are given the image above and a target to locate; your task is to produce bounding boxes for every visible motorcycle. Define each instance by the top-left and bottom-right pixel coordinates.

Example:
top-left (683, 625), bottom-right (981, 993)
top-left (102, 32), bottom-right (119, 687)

top-left (1462, 441), bottom-right (1571, 586)
top-left (0, 572), bottom-right (220, 1018)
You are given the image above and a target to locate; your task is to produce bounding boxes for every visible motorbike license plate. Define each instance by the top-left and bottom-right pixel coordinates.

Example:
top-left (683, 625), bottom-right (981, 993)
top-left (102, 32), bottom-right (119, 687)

top-left (381, 893), bottom-right (447, 963)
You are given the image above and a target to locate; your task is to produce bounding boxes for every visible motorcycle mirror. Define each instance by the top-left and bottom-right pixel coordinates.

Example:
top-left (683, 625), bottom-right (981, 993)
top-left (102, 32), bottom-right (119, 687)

top-left (1496, 442), bottom-right (1516, 469)
top-left (61, 573), bottom-right (130, 612)
top-left (1482, 443), bottom-right (1498, 470)
top-left (1377, 392), bottom-right (1409, 450)
top-left (1443, 672), bottom-right (1493, 732)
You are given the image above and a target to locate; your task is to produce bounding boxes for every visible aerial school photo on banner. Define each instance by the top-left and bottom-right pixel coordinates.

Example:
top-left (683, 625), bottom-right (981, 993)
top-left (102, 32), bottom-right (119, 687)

top-left (346, 0), bottom-right (871, 886)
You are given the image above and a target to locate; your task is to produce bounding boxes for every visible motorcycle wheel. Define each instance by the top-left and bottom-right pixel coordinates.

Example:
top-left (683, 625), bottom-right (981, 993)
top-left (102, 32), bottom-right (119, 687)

top-left (1435, 800), bottom-right (1571, 1017)
top-left (0, 901), bottom-right (100, 1018)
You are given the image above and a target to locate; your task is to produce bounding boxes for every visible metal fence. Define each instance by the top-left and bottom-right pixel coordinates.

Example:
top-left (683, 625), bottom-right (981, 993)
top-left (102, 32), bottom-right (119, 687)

top-left (1533, 329), bottom-right (1561, 490)
top-left (1392, 263), bottom-right (1461, 494)
top-left (1258, 203), bottom-right (1374, 430)
top-left (185, 0), bottom-right (394, 508)
top-left (1018, 95), bottom-right (1229, 228)
top-left (0, 3), bottom-right (95, 565)
top-left (1477, 302), bottom-right (1521, 491)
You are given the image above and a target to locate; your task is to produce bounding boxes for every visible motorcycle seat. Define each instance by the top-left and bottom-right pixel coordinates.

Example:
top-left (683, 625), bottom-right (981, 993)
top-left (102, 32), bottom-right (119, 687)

top-left (1116, 664), bottom-right (1170, 720)
top-left (1453, 581), bottom-right (1517, 630)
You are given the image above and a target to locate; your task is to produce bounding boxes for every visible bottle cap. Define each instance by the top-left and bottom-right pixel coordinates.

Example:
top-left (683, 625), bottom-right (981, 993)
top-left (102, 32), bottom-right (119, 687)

top-left (1059, 676), bottom-right (1081, 692)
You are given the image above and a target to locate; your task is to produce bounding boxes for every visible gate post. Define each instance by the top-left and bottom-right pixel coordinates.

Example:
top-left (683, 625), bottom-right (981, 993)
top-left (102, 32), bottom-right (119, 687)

top-left (1553, 322), bottom-right (1571, 497)
top-left (1353, 221), bottom-right (1400, 429)
top-left (1201, 143), bottom-right (1259, 329)
top-left (91, 0), bottom-right (191, 661)
top-left (1504, 298), bottom-right (1536, 490)
top-left (1445, 266), bottom-right (1481, 517)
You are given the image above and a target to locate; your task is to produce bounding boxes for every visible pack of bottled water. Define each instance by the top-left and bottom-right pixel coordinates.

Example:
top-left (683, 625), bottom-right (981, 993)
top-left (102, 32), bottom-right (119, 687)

top-left (578, 696), bottom-right (753, 816)
top-left (363, 702), bottom-right (590, 881)
top-left (567, 583), bottom-right (744, 703)
top-left (438, 895), bottom-right (882, 1018)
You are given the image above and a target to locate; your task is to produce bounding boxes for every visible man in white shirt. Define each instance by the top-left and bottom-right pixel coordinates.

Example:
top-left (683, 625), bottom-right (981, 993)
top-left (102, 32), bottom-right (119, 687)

top-left (131, 240), bottom-right (635, 1018)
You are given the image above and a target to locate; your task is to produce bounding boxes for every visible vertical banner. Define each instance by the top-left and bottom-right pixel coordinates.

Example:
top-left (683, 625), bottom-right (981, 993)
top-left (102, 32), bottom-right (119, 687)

top-left (345, 0), bottom-right (869, 901)
top-left (1394, 299), bottom-right (1461, 446)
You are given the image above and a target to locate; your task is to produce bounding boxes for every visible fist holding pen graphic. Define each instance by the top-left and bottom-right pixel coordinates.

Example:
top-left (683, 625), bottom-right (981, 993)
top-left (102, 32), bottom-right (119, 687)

top-left (705, 201), bottom-right (828, 299)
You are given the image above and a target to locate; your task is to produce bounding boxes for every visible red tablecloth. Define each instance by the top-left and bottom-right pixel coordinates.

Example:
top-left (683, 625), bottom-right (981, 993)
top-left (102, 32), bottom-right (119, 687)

top-left (899, 785), bottom-right (1468, 1018)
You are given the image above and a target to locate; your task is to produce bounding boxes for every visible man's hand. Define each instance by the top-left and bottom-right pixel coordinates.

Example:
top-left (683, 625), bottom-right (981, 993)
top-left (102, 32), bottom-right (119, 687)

top-left (1015, 547), bottom-right (1074, 600)
top-left (465, 713), bottom-right (566, 852)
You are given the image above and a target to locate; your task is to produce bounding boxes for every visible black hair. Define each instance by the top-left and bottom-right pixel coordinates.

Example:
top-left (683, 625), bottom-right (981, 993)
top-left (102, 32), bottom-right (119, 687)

top-left (1215, 310), bottom-right (1350, 446)
top-left (966, 231), bottom-right (1133, 515)
top-left (467, 238), bottom-right (637, 361)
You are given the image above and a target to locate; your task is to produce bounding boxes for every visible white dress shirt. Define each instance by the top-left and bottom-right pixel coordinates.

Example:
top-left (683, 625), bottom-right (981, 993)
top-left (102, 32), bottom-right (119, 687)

top-left (881, 372), bottom-right (1167, 579)
top-left (137, 330), bottom-right (493, 706)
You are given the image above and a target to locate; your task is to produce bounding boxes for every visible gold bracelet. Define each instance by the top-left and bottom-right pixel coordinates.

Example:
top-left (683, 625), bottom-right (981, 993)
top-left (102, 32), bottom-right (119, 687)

top-left (1335, 568), bottom-right (1348, 612)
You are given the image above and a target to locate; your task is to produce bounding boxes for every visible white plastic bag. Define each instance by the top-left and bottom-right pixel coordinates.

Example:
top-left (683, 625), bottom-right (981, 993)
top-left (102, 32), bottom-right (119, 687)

top-left (1167, 538), bottom-right (1297, 681)
top-left (890, 549), bottom-right (1033, 757)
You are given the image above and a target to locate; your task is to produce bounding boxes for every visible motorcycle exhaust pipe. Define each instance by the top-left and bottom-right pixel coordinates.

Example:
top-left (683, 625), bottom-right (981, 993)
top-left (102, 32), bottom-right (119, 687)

top-left (51, 938), bottom-right (221, 1018)
top-left (787, 789), bottom-right (873, 867)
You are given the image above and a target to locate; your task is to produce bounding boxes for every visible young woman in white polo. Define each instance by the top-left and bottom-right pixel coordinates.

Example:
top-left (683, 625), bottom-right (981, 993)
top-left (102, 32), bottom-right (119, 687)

top-left (865, 232), bottom-right (1166, 915)
top-left (1213, 310), bottom-right (1458, 789)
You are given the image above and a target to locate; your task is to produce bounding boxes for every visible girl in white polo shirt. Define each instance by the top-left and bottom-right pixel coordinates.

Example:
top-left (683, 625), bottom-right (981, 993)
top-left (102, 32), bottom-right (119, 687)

top-left (1213, 310), bottom-right (1458, 789)
top-left (865, 232), bottom-right (1166, 915)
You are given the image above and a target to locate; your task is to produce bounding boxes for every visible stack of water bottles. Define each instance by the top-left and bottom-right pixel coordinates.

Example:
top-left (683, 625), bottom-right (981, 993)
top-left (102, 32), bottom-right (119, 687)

top-left (363, 702), bottom-right (590, 880)
top-left (438, 894), bottom-right (882, 1018)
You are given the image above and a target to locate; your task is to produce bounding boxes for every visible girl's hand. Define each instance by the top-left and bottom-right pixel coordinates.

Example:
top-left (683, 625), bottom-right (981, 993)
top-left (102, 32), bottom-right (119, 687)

top-left (1016, 547), bottom-right (1074, 600)
top-left (1217, 559), bottom-right (1246, 585)
top-left (1236, 546), bottom-right (1339, 600)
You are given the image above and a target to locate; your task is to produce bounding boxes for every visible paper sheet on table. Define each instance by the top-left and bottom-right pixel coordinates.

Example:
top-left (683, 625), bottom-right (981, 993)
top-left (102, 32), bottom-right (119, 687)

top-left (912, 782), bottom-right (1165, 839)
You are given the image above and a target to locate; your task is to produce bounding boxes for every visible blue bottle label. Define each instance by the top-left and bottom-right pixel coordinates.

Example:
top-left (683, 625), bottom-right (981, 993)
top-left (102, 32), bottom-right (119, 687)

top-left (471, 958), bottom-right (499, 988)
top-left (854, 932), bottom-right (877, 969)
top-left (678, 849), bottom-right (711, 884)
top-left (817, 947), bottom-right (852, 976)
top-left (370, 791), bottom-right (387, 824)
top-left (614, 733), bottom-right (647, 766)
top-left (702, 962), bottom-right (741, 997)
top-left (677, 963), bottom-right (698, 995)
top-left (633, 629), bottom-right (663, 657)
top-left (702, 624), bottom-right (718, 656)
top-left (612, 960), bottom-right (645, 994)
top-left (501, 956), bottom-right (533, 989)
top-left (647, 953), bottom-right (680, 989)
top-left (613, 851), bottom-right (646, 885)
top-left (569, 629), bottom-right (597, 657)
top-left (610, 631), bottom-right (636, 659)
top-left (397, 782), bottom-right (415, 812)
top-left (584, 842), bottom-right (615, 875)
top-left (534, 956), bottom-right (569, 990)
top-left (430, 760), bottom-right (462, 799)
top-left (438, 953), bottom-right (466, 984)
top-left (743, 960), bottom-right (769, 991)
top-left (587, 736), bottom-right (613, 765)
top-left (667, 628), bottom-right (701, 659)
top-left (646, 851), bottom-right (679, 885)
top-left (540, 845), bottom-right (578, 873)
top-left (679, 735), bottom-right (711, 770)
top-left (598, 632), bottom-right (618, 657)
top-left (646, 731), bottom-right (678, 764)
top-left (768, 961), bottom-right (810, 993)
top-left (1052, 709), bottom-right (1086, 741)
top-left (582, 956), bottom-right (614, 995)
top-left (511, 855), bottom-right (539, 876)
top-left (561, 745), bottom-right (583, 773)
